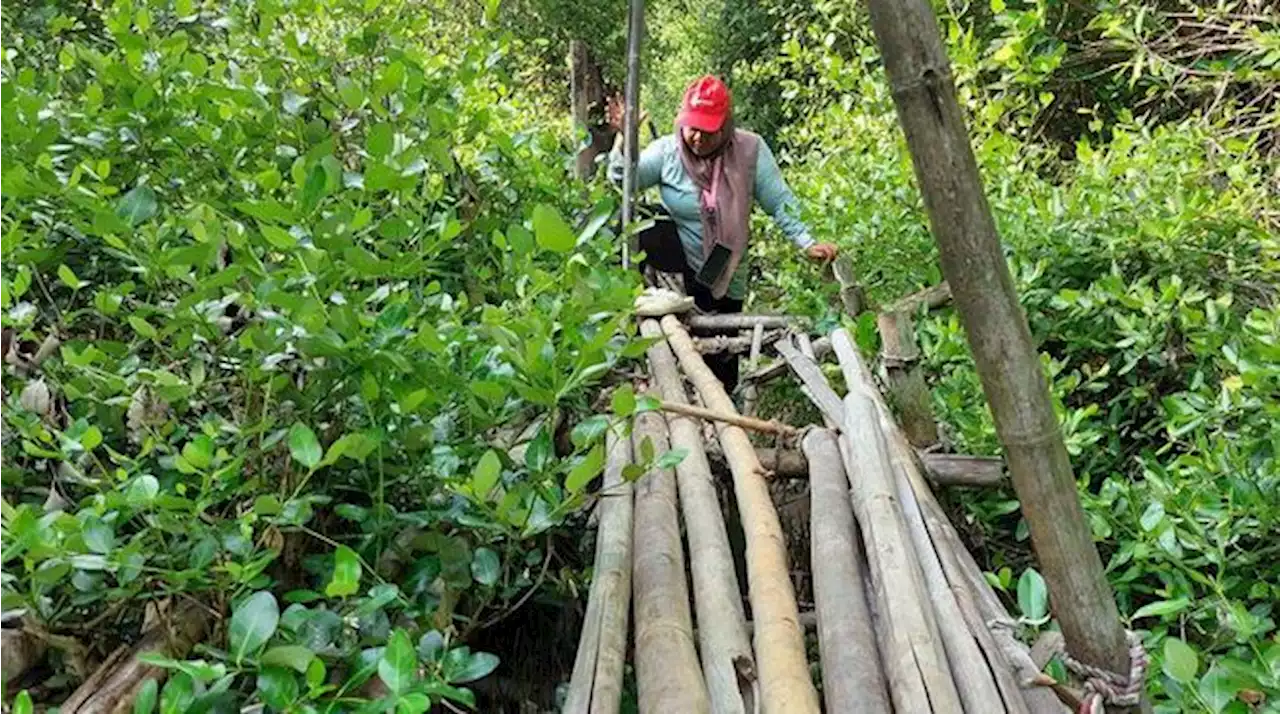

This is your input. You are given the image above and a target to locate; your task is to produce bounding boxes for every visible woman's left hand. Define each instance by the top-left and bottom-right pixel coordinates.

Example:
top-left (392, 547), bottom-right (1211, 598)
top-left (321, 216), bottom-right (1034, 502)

top-left (806, 243), bottom-right (839, 262)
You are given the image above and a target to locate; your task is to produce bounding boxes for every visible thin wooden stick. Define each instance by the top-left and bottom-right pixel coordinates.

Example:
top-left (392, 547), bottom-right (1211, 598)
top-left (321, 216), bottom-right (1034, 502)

top-left (804, 429), bottom-right (891, 714)
top-left (740, 324), bottom-right (766, 417)
top-left (631, 400), bottom-right (710, 714)
top-left (642, 319), bottom-right (755, 714)
top-left (661, 315), bottom-right (820, 714)
top-left (566, 431), bottom-right (635, 714)
top-left (657, 399), bottom-right (799, 437)
top-left (887, 281), bottom-right (952, 314)
top-left (740, 336), bottom-right (832, 386)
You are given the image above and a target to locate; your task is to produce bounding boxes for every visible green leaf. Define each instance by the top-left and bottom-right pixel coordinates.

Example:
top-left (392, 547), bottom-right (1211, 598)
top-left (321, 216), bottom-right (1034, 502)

top-left (299, 162), bottom-right (329, 215)
top-left (1017, 568), bottom-right (1048, 622)
top-left (1139, 502), bottom-right (1165, 532)
top-left (472, 450), bottom-right (502, 499)
top-left (326, 545), bottom-right (361, 597)
top-left (471, 547), bottom-right (501, 586)
top-left (126, 475), bottom-right (160, 506)
top-left (452, 651), bottom-right (499, 683)
top-left (83, 517), bottom-right (115, 554)
top-left (128, 315), bottom-right (158, 340)
top-left (611, 384), bottom-right (636, 417)
top-left (379, 628), bottom-right (418, 693)
top-left (134, 679), bottom-right (158, 714)
top-left (1162, 637), bottom-right (1198, 683)
top-left (1131, 597), bottom-right (1190, 620)
top-left (58, 264), bottom-right (85, 290)
top-left (181, 435), bottom-right (214, 470)
top-left (261, 645), bottom-right (316, 674)
top-left (367, 123), bottom-right (395, 158)
top-left (399, 388), bottom-right (428, 413)
top-left (159, 672), bottom-right (194, 714)
top-left (1198, 664), bottom-right (1249, 714)
top-left (532, 204), bottom-right (574, 253)
top-left (337, 76), bottom-right (365, 109)
top-left (117, 186), bottom-right (159, 226)
top-left (288, 422), bottom-right (322, 469)
top-left (229, 591), bottom-right (279, 664)
top-left (655, 447), bottom-right (689, 470)
top-left (571, 416), bottom-right (611, 448)
top-left (256, 666), bottom-right (299, 711)
top-left (13, 690), bottom-right (32, 714)
top-left (565, 444), bottom-right (605, 493)
top-left (260, 224), bottom-right (297, 249)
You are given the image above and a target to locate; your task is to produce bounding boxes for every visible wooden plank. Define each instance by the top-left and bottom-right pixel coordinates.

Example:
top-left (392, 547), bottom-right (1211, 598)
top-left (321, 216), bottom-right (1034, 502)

top-left (774, 336), bottom-right (845, 427)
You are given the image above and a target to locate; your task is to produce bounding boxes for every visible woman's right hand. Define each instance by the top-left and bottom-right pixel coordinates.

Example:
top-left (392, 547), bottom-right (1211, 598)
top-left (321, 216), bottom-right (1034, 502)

top-left (606, 94), bottom-right (649, 133)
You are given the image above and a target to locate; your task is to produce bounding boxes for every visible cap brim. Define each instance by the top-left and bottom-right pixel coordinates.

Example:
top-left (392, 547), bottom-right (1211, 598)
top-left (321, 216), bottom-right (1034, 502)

top-left (678, 109), bottom-right (726, 132)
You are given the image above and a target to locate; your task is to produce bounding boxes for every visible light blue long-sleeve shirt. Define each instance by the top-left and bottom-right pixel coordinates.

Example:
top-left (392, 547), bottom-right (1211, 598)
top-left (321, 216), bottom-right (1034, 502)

top-left (608, 134), bottom-right (814, 299)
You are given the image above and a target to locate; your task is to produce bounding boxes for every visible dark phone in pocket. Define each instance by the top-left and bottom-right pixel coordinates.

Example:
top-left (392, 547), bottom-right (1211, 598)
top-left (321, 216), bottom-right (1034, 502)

top-left (695, 244), bottom-right (733, 288)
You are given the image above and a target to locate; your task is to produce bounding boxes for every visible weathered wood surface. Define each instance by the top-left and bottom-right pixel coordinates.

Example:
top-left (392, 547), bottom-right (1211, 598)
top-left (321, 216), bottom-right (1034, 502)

top-left (834, 332), bottom-right (964, 713)
top-left (694, 328), bottom-right (780, 356)
top-left (740, 336), bottom-right (832, 386)
top-left (878, 308), bottom-right (940, 447)
top-left (804, 429), bottom-right (891, 714)
top-left (921, 452), bottom-right (1005, 487)
top-left (686, 314), bottom-right (797, 334)
top-left (863, 0), bottom-right (1131, 681)
top-left (661, 315), bottom-right (820, 714)
top-left (1, 628), bottom-right (45, 684)
top-left (642, 320), bottom-right (755, 714)
top-left (774, 337), bottom-right (844, 427)
top-left (60, 602), bottom-right (211, 714)
top-left (888, 281), bottom-right (953, 314)
top-left (740, 324), bottom-right (766, 417)
top-left (630, 402), bottom-right (710, 714)
top-left (566, 432), bottom-right (635, 714)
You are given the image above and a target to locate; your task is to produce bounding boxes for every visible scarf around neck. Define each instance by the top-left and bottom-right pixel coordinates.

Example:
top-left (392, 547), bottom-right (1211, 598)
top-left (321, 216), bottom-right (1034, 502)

top-left (675, 117), bottom-right (760, 299)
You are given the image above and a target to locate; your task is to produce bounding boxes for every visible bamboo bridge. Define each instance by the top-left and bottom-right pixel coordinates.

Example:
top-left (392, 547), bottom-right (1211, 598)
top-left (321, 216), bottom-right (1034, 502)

top-left (563, 281), bottom-right (1145, 714)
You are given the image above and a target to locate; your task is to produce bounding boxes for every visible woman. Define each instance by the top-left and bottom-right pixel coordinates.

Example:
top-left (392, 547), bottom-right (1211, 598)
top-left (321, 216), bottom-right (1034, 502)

top-left (607, 75), bottom-right (838, 393)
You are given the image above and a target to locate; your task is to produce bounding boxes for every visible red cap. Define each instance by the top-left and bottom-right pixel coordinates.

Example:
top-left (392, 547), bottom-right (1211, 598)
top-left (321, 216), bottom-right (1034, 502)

top-left (678, 75), bottom-right (731, 132)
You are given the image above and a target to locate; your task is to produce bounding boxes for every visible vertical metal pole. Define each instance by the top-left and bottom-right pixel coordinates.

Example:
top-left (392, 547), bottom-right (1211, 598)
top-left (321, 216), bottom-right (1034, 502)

top-left (621, 0), bottom-right (644, 270)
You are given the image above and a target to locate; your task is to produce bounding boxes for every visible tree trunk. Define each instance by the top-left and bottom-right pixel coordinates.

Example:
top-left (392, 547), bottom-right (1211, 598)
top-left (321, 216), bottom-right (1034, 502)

top-left (877, 309), bottom-right (939, 447)
top-left (60, 602), bottom-right (211, 714)
top-left (803, 429), bottom-right (891, 714)
top-left (565, 431), bottom-right (634, 714)
top-left (660, 315), bottom-right (820, 714)
top-left (641, 319), bottom-right (755, 714)
top-left (862, 0), bottom-right (1130, 681)
top-left (570, 41), bottom-right (616, 181)
top-left (631, 402), bottom-right (710, 714)
top-left (620, 0), bottom-right (644, 269)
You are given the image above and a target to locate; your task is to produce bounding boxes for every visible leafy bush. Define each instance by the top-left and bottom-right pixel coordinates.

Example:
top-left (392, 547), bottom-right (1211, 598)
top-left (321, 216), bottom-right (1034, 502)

top-left (2, 0), bottom-right (643, 708)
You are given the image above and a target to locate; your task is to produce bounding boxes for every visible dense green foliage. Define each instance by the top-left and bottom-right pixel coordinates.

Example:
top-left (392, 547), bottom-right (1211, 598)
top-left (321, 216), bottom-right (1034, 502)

top-left (3, 0), bottom-right (1277, 712)
top-left (2, 0), bottom-right (648, 709)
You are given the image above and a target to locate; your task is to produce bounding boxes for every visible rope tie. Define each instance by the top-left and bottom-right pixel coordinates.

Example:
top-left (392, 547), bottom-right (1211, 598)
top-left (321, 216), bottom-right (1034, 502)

top-left (1058, 630), bottom-right (1148, 714)
top-left (985, 620), bottom-right (1147, 713)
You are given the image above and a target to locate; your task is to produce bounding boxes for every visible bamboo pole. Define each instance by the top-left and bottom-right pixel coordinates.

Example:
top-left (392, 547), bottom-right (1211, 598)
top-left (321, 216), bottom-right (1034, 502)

top-left (631, 401), bottom-right (710, 714)
top-left (687, 314), bottom-right (796, 333)
top-left (803, 429), bottom-right (891, 714)
top-left (566, 431), bottom-right (635, 714)
top-left (839, 386), bottom-right (964, 713)
top-left (842, 326), bottom-right (1063, 714)
top-left (862, 0), bottom-right (1131, 680)
top-left (694, 328), bottom-right (781, 356)
top-left (774, 337), bottom-right (844, 427)
top-left (641, 320), bottom-right (755, 714)
top-left (620, 0), bottom-right (644, 269)
top-left (660, 315), bottom-right (820, 714)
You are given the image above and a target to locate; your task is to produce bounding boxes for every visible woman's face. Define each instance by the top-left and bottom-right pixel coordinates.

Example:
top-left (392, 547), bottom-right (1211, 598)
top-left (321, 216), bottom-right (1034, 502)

top-left (681, 125), bottom-right (726, 157)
